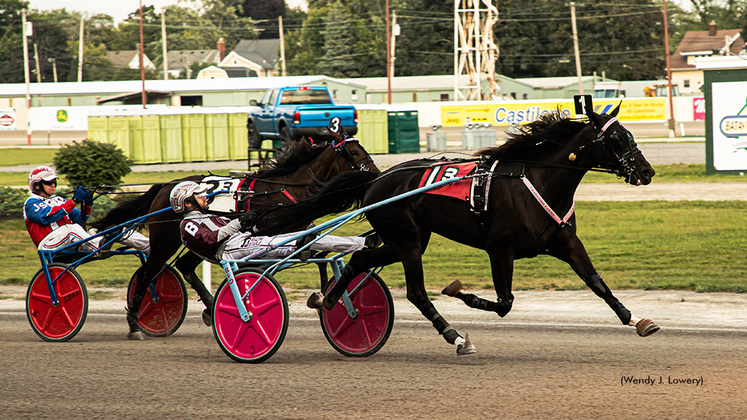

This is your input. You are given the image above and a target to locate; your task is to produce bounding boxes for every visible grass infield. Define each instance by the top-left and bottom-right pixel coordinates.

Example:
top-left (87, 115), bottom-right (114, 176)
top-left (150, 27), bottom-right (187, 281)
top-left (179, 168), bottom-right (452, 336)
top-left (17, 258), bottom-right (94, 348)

top-left (1, 201), bottom-right (745, 299)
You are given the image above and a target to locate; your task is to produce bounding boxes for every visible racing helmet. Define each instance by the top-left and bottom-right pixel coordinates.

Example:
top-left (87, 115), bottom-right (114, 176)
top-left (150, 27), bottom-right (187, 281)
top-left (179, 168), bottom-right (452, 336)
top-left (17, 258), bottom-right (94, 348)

top-left (170, 181), bottom-right (209, 213)
top-left (28, 166), bottom-right (59, 192)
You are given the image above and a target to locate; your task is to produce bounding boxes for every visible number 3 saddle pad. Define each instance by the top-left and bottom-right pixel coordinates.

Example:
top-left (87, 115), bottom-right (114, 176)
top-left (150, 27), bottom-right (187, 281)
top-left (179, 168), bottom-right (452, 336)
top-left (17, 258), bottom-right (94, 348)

top-left (417, 161), bottom-right (480, 203)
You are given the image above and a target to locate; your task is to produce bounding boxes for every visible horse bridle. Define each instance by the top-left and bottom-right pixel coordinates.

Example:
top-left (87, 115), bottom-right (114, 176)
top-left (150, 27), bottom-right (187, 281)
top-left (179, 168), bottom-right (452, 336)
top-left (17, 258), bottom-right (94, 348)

top-left (331, 137), bottom-right (374, 171)
top-left (590, 116), bottom-right (641, 179)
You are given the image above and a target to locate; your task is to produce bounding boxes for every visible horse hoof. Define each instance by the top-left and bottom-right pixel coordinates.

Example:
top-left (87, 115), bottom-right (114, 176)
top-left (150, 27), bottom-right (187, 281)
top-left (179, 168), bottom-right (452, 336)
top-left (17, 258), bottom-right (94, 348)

top-left (441, 280), bottom-right (463, 297)
top-left (128, 331), bottom-right (145, 341)
top-left (306, 292), bottom-right (324, 309)
top-left (456, 333), bottom-right (476, 355)
top-left (201, 309), bottom-right (212, 327)
top-left (636, 318), bottom-right (660, 337)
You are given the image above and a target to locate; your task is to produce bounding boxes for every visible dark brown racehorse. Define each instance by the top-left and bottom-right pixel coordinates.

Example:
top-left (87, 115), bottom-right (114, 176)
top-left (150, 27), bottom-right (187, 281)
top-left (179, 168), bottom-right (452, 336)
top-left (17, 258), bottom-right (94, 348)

top-left (92, 138), bottom-right (378, 339)
top-left (302, 106), bottom-right (659, 354)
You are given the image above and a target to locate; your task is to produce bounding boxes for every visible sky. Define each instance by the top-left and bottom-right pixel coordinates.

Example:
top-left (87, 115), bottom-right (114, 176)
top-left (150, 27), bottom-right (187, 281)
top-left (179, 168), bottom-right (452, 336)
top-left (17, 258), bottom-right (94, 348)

top-left (27, 0), bottom-right (308, 23)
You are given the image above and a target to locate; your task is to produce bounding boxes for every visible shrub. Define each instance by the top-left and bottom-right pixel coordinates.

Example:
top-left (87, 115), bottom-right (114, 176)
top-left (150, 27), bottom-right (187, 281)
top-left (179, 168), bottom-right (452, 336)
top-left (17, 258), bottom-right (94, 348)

top-left (0, 187), bottom-right (30, 220)
top-left (53, 139), bottom-right (132, 189)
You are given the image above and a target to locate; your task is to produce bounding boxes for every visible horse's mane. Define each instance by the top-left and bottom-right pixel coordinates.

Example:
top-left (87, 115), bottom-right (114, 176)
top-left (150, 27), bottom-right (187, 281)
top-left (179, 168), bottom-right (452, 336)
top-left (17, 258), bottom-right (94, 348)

top-left (254, 141), bottom-right (329, 178)
top-left (476, 111), bottom-right (587, 160)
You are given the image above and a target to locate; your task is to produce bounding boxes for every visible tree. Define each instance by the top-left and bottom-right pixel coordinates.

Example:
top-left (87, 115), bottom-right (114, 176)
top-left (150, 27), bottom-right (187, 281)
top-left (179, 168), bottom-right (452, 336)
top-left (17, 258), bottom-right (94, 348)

top-left (391, 0), bottom-right (456, 76)
top-left (495, 0), bottom-right (667, 81)
top-left (28, 9), bottom-right (78, 83)
top-left (0, 0), bottom-right (31, 83)
top-left (286, 7), bottom-right (329, 75)
top-left (116, 5), bottom-right (161, 58)
top-left (238, 0), bottom-right (284, 39)
top-left (319, 2), bottom-right (359, 78)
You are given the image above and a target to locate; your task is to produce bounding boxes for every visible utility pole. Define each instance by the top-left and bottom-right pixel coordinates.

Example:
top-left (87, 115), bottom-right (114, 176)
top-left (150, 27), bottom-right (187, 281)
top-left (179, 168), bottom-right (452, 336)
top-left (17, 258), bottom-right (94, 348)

top-left (162, 11), bottom-right (168, 80)
top-left (33, 43), bottom-right (41, 83)
top-left (386, 0), bottom-right (391, 104)
top-left (77, 17), bottom-right (84, 82)
top-left (139, 0), bottom-right (147, 108)
top-left (662, 0), bottom-right (676, 137)
top-left (570, 2), bottom-right (584, 95)
top-left (48, 58), bottom-right (58, 83)
top-left (389, 11), bottom-right (398, 84)
top-left (279, 16), bottom-right (286, 76)
top-left (22, 9), bottom-right (31, 145)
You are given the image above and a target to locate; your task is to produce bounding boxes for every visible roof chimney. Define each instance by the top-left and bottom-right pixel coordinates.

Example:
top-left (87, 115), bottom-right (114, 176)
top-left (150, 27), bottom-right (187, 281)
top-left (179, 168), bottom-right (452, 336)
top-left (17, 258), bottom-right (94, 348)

top-left (708, 21), bottom-right (717, 36)
top-left (217, 38), bottom-right (226, 62)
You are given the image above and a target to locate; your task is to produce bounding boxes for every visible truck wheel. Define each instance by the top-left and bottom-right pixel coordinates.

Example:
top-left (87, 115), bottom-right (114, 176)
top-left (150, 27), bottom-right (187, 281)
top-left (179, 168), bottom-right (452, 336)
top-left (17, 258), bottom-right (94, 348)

top-left (248, 122), bottom-right (262, 149)
top-left (279, 126), bottom-right (294, 150)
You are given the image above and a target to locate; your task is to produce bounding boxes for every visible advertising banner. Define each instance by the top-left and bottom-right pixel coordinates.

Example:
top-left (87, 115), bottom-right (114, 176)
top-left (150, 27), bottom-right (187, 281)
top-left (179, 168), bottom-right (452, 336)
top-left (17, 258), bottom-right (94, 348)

top-left (693, 97), bottom-right (705, 121)
top-left (0, 108), bottom-right (17, 130)
top-left (29, 107), bottom-right (89, 131)
top-left (440, 98), bottom-right (666, 127)
top-left (710, 81), bottom-right (747, 171)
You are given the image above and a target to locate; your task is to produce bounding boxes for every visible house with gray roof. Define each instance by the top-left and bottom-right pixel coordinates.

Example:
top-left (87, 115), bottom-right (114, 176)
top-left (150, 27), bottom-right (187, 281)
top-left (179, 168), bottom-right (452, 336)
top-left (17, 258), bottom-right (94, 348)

top-left (166, 49), bottom-right (221, 79)
top-left (219, 39), bottom-right (280, 77)
top-left (164, 38), bottom-right (227, 79)
top-left (106, 50), bottom-right (155, 70)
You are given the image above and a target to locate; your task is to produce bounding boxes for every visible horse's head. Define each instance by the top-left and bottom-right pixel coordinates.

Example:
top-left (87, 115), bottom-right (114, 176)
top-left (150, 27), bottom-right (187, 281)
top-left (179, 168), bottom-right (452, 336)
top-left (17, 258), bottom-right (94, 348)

top-left (330, 138), bottom-right (380, 173)
top-left (585, 104), bottom-right (655, 186)
top-left (326, 119), bottom-right (379, 173)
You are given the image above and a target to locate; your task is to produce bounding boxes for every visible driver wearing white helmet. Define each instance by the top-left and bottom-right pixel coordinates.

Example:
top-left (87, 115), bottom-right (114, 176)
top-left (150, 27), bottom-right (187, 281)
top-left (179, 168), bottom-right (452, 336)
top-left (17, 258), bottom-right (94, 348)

top-left (23, 166), bottom-right (150, 254)
top-left (170, 181), bottom-right (379, 264)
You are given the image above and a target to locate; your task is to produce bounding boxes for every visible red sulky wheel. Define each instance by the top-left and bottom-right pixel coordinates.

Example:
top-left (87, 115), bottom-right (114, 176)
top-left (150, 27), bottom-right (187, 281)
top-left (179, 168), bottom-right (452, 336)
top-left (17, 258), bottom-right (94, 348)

top-left (26, 263), bottom-right (88, 342)
top-left (127, 265), bottom-right (187, 337)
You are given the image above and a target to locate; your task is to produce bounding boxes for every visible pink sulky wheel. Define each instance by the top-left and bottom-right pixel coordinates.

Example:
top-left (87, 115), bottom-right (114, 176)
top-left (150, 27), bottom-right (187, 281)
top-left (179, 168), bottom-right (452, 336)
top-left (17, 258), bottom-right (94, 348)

top-left (212, 269), bottom-right (288, 363)
top-left (320, 271), bottom-right (394, 357)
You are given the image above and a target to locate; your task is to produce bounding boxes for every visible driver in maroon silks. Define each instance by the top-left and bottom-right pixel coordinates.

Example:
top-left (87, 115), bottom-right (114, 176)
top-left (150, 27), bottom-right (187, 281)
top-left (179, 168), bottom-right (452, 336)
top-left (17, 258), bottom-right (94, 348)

top-left (170, 181), bottom-right (380, 264)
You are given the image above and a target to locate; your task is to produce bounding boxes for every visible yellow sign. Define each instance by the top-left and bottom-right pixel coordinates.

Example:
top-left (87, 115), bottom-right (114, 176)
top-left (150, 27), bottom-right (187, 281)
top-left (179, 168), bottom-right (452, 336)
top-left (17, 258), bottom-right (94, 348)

top-left (56, 109), bottom-right (68, 123)
top-left (440, 98), bottom-right (666, 127)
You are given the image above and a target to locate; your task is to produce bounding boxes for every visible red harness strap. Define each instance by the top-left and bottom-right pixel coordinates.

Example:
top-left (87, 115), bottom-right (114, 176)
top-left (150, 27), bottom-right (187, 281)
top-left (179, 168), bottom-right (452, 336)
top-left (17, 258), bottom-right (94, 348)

top-left (238, 179), bottom-right (296, 212)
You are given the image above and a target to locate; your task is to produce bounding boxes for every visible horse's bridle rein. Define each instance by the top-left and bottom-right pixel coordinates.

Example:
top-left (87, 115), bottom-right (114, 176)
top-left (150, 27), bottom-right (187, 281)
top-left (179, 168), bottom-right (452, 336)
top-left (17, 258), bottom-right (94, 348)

top-left (331, 137), bottom-right (374, 172)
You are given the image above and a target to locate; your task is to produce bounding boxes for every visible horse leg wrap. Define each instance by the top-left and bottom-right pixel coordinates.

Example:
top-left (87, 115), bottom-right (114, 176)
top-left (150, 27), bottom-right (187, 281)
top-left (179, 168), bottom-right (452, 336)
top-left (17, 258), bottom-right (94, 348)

top-left (584, 273), bottom-right (631, 325)
top-left (125, 307), bottom-right (139, 331)
top-left (423, 307), bottom-right (460, 344)
top-left (456, 292), bottom-right (512, 317)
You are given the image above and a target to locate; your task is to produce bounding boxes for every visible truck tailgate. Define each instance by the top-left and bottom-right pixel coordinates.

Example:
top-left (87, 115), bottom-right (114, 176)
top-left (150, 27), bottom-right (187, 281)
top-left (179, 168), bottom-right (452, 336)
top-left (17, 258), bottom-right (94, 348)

top-left (295, 106), bottom-right (356, 129)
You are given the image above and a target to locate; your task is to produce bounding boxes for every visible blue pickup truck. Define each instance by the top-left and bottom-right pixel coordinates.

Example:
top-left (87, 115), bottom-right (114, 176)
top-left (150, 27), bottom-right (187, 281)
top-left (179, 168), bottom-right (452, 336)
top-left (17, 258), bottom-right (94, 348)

top-left (247, 86), bottom-right (358, 148)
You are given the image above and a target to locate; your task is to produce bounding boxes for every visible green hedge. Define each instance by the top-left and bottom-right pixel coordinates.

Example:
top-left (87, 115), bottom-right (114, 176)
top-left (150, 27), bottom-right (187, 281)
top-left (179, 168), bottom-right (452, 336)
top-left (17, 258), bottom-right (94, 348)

top-left (53, 139), bottom-right (132, 189)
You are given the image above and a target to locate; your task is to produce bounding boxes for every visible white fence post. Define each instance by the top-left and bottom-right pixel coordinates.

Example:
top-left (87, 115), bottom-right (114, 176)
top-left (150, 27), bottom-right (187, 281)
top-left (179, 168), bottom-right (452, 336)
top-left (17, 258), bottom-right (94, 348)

top-left (202, 261), bottom-right (212, 293)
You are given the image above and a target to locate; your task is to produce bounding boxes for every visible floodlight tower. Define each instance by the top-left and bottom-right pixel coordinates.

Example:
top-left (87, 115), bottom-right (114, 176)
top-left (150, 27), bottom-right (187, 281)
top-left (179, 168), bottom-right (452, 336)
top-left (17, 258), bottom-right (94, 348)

top-left (454, 0), bottom-right (500, 101)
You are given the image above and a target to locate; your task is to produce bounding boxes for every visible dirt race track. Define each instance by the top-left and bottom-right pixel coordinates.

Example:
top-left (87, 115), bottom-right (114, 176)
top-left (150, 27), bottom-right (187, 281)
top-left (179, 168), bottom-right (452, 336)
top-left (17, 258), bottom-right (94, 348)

top-left (2, 290), bottom-right (747, 419)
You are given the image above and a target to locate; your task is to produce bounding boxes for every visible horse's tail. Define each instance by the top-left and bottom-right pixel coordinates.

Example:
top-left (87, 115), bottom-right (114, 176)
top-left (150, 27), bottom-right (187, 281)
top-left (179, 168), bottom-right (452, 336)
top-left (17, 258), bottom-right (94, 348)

top-left (257, 171), bottom-right (379, 234)
top-left (89, 183), bottom-right (165, 231)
